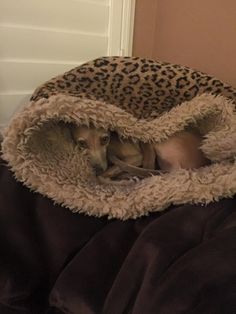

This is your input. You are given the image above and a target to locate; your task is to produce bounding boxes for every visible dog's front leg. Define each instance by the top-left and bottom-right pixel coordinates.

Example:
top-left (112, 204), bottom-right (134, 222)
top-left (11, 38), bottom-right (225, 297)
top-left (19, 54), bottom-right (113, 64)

top-left (124, 154), bottom-right (143, 167)
top-left (100, 153), bottom-right (142, 179)
top-left (100, 165), bottom-right (123, 178)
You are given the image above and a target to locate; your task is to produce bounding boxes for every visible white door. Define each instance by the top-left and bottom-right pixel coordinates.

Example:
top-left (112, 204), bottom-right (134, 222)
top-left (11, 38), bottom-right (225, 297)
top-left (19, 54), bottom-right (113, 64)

top-left (0, 0), bottom-right (136, 125)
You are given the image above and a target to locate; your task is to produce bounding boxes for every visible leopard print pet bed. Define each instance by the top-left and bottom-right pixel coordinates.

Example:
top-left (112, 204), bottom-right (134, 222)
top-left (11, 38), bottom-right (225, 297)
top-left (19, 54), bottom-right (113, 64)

top-left (2, 57), bottom-right (236, 219)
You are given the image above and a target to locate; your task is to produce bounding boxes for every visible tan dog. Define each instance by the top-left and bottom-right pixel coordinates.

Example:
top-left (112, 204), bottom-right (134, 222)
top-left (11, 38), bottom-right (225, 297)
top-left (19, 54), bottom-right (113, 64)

top-left (104, 130), bottom-right (209, 177)
top-left (71, 125), bottom-right (110, 175)
top-left (71, 125), bottom-right (144, 177)
top-left (71, 125), bottom-right (209, 178)
top-left (154, 131), bottom-right (209, 171)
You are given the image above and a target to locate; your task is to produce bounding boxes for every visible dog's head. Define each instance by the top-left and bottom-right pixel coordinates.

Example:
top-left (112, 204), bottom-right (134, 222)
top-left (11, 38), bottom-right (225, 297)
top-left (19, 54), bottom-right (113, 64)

top-left (71, 125), bottom-right (110, 175)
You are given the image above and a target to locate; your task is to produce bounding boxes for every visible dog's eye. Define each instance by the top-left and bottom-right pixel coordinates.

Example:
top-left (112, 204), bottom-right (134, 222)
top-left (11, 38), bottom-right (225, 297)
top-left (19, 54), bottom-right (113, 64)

top-left (77, 139), bottom-right (88, 149)
top-left (101, 135), bottom-right (110, 145)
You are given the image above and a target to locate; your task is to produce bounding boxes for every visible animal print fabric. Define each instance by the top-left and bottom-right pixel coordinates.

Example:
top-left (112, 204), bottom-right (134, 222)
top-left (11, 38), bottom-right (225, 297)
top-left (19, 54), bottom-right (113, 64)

top-left (31, 57), bottom-right (236, 120)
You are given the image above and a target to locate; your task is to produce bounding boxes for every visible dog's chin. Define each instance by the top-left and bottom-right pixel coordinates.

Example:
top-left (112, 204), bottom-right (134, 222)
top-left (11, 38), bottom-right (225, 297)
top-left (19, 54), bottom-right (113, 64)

top-left (93, 164), bottom-right (108, 176)
top-left (95, 169), bottom-right (105, 176)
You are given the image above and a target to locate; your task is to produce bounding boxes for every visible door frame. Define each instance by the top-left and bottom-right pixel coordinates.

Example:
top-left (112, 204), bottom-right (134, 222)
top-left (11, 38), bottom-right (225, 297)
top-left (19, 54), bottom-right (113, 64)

top-left (107, 0), bottom-right (136, 56)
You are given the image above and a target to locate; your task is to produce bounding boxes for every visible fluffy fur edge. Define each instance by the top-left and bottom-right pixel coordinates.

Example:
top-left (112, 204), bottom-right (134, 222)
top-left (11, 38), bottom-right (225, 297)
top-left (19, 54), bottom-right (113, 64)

top-left (1, 93), bottom-right (236, 219)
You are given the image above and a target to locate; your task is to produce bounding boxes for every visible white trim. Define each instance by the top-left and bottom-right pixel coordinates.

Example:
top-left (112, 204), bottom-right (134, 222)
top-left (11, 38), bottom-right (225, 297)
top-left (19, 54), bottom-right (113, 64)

top-left (107, 0), bottom-right (123, 56)
top-left (120, 0), bottom-right (136, 56)
top-left (107, 0), bottom-right (136, 56)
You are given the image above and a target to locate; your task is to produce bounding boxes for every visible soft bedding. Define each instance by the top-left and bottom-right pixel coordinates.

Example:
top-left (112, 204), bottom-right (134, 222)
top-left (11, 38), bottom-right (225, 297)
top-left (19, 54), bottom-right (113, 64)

top-left (0, 57), bottom-right (236, 313)
top-left (0, 161), bottom-right (236, 313)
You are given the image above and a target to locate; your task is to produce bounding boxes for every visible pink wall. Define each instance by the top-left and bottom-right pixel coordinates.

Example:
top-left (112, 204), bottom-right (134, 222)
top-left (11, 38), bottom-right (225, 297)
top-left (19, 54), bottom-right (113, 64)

top-left (133, 0), bottom-right (236, 87)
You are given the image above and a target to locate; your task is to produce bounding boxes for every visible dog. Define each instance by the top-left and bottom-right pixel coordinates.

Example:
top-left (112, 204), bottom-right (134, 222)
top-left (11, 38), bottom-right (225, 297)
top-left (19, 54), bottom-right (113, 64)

top-left (71, 125), bottom-right (111, 175)
top-left (154, 130), bottom-right (209, 171)
top-left (105, 130), bottom-right (209, 178)
top-left (71, 125), bottom-right (209, 179)
top-left (71, 125), bottom-right (144, 177)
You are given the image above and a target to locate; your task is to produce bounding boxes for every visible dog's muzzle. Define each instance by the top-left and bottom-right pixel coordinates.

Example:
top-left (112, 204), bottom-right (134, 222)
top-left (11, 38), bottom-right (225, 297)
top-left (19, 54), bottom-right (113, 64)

top-left (93, 165), bottom-right (105, 176)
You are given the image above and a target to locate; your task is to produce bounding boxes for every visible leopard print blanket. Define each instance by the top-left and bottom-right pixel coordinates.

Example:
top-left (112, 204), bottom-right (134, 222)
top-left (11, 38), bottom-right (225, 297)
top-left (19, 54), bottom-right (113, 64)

top-left (2, 57), bottom-right (236, 219)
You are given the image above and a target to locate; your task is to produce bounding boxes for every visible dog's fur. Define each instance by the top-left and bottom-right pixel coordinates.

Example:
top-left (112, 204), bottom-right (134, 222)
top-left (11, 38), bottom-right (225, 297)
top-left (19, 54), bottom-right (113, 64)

top-left (71, 125), bottom-right (209, 179)
top-left (71, 125), bottom-right (110, 175)
top-left (154, 130), bottom-right (209, 171)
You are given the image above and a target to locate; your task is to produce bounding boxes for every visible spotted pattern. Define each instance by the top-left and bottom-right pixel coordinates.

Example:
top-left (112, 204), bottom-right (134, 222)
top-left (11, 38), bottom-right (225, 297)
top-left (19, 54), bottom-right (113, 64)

top-left (31, 57), bottom-right (236, 119)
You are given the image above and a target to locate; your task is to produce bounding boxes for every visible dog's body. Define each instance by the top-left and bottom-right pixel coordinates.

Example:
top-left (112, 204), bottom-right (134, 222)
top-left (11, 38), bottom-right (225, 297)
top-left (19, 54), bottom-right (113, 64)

top-left (104, 133), bottom-right (143, 178)
top-left (71, 125), bottom-right (209, 179)
top-left (154, 131), bottom-right (209, 171)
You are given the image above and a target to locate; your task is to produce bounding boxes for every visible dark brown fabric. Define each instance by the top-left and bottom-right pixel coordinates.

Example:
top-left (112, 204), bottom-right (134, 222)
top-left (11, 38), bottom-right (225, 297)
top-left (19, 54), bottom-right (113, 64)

top-left (0, 160), bottom-right (236, 314)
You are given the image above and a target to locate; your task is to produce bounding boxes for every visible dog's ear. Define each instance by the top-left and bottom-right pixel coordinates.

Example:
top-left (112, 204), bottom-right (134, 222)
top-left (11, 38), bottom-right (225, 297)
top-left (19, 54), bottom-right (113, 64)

top-left (140, 142), bottom-right (156, 170)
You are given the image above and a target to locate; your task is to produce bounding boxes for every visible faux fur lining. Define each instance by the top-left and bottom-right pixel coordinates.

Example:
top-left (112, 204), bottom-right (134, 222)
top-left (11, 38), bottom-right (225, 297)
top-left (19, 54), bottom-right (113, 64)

top-left (1, 93), bottom-right (236, 219)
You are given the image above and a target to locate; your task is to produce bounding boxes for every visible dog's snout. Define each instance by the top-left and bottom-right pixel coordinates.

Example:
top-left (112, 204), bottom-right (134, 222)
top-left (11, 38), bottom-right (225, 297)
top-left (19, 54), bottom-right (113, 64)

top-left (93, 165), bottom-right (104, 176)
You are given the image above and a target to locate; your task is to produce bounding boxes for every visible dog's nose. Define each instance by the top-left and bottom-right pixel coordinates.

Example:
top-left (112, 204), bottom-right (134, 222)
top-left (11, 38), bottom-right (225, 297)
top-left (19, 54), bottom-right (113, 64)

top-left (93, 165), bottom-right (104, 176)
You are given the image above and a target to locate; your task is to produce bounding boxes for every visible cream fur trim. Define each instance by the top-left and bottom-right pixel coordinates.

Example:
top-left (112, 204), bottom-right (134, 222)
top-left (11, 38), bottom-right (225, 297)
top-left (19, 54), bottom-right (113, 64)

top-left (2, 93), bottom-right (236, 219)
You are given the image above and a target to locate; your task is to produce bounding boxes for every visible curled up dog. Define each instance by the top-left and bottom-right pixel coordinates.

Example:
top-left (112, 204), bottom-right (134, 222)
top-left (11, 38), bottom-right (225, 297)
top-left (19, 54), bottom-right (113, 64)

top-left (71, 124), bottom-right (209, 180)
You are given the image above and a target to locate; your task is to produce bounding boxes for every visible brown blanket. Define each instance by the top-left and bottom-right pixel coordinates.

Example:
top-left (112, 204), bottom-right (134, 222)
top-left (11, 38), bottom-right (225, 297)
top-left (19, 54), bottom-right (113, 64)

top-left (1, 160), bottom-right (236, 314)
